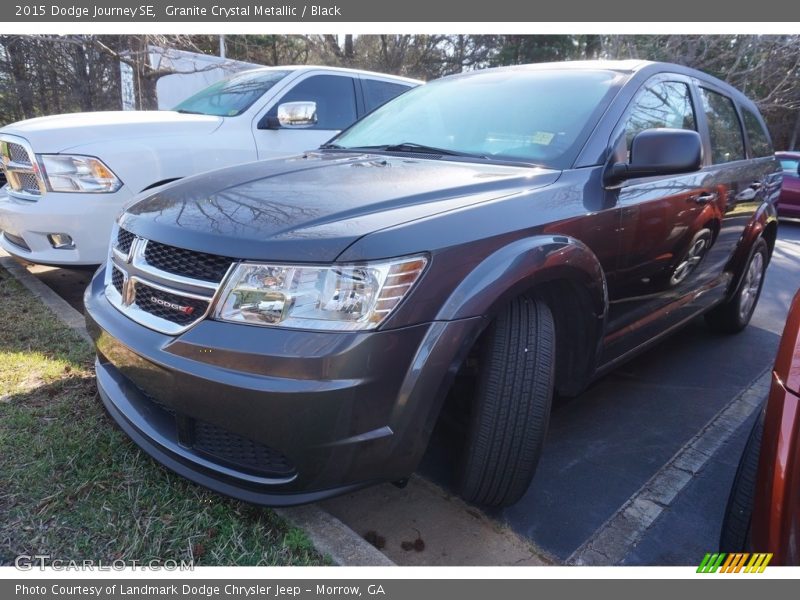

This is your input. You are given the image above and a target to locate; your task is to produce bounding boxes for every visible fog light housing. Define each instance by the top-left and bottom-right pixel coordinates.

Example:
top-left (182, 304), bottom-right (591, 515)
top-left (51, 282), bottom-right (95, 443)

top-left (47, 233), bottom-right (74, 249)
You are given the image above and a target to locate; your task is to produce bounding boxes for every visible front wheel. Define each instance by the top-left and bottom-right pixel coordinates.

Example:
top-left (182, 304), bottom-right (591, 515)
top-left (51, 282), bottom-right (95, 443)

top-left (459, 296), bottom-right (555, 507)
top-left (705, 238), bottom-right (768, 334)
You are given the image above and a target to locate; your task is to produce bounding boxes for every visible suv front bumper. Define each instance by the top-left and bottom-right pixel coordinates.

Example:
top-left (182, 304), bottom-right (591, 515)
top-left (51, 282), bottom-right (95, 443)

top-left (85, 266), bottom-right (481, 505)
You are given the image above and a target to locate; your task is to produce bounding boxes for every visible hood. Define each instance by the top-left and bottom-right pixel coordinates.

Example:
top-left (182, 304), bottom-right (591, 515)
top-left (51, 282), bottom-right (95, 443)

top-left (0, 111), bottom-right (223, 153)
top-left (121, 152), bottom-right (561, 262)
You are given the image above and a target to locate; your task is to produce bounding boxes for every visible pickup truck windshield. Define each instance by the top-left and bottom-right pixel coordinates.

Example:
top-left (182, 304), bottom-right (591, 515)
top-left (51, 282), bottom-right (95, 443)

top-left (333, 69), bottom-right (621, 169)
top-left (173, 69), bottom-right (290, 117)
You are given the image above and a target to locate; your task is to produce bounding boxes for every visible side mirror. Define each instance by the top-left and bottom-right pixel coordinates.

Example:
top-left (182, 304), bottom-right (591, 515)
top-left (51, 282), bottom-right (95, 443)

top-left (606, 128), bottom-right (702, 185)
top-left (261, 101), bottom-right (318, 130)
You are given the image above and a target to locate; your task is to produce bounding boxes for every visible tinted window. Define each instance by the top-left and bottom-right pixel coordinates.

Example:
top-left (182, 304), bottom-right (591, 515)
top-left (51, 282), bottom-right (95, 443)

top-left (174, 70), bottom-right (290, 117)
top-left (624, 81), bottom-right (696, 152)
top-left (270, 75), bottom-right (357, 130)
top-left (741, 107), bottom-right (773, 157)
top-left (334, 69), bottom-right (621, 169)
top-left (363, 79), bottom-right (413, 112)
top-left (699, 88), bottom-right (745, 164)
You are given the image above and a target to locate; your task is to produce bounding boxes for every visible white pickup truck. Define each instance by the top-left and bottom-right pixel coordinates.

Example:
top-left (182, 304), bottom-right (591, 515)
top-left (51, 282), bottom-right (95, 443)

top-left (0, 65), bottom-right (419, 265)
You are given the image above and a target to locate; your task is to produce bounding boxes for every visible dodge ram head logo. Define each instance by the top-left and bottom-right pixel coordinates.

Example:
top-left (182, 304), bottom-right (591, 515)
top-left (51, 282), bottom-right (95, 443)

top-left (149, 296), bottom-right (195, 315)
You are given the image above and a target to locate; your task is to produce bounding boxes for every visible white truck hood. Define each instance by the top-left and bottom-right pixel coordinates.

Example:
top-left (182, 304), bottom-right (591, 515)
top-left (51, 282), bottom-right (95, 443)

top-left (0, 111), bottom-right (224, 153)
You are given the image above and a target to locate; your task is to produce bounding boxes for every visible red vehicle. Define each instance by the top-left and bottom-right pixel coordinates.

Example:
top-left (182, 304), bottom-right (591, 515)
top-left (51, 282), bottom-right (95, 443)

top-left (721, 289), bottom-right (800, 564)
top-left (775, 152), bottom-right (800, 219)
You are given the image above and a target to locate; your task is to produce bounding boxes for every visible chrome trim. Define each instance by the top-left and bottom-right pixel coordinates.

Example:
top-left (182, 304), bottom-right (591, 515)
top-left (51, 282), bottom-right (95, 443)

top-left (0, 134), bottom-right (46, 200)
top-left (105, 231), bottom-right (235, 336)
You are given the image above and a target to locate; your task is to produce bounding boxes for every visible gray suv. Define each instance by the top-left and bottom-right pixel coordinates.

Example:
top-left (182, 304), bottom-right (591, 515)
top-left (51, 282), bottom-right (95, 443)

top-left (85, 60), bottom-right (780, 507)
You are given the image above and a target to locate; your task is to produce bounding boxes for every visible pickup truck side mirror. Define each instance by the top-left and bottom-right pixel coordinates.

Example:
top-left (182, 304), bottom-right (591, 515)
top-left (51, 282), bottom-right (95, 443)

top-left (605, 128), bottom-right (702, 185)
top-left (260, 101), bottom-right (318, 130)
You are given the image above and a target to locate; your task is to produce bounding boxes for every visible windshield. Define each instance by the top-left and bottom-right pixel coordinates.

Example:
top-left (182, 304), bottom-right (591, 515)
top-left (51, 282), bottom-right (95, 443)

top-left (173, 69), bottom-right (290, 117)
top-left (332, 69), bottom-right (622, 169)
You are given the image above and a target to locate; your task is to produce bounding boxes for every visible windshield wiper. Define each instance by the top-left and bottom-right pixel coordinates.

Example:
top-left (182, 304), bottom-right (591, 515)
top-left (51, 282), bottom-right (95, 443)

top-left (349, 142), bottom-right (483, 158)
top-left (319, 143), bottom-right (344, 149)
top-left (175, 109), bottom-right (206, 115)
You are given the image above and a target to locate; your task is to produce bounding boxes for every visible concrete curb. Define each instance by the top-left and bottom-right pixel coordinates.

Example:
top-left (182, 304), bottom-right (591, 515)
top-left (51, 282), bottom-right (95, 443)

top-left (0, 254), bottom-right (395, 567)
top-left (566, 367), bottom-right (770, 566)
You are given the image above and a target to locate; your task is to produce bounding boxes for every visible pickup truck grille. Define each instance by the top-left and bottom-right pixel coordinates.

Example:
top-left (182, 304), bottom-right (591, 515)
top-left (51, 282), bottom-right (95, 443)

top-left (106, 227), bottom-right (234, 335)
top-left (0, 136), bottom-right (45, 198)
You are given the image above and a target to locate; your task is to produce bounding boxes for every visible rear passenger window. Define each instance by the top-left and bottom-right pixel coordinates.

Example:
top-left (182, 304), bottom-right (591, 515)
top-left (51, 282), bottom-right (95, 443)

top-left (363, 79), bottom-right (412, 112)
top-left (624, 81), bottom-right (696, 153)
top-left (741, 107), bottom-right (773, 157)
top-left (699, 88), bottom-right (745, 163)
top-left (270, 75), bottom-right (357, 130)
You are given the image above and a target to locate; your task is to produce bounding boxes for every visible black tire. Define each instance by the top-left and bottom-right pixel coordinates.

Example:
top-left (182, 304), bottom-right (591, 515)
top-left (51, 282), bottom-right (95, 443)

top-left (459, 296), bottom-right (555, 507)
top-left (705, 238), bottom-right (769, 334)
top-left (720, 408), bottom-right (765, 552)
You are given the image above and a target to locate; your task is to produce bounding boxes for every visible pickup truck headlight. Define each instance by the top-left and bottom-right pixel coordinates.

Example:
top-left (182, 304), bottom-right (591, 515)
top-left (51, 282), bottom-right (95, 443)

top-left (214, 255), bottom-right (428, 331)
top-left (38, 154), bottom-right (122, 193)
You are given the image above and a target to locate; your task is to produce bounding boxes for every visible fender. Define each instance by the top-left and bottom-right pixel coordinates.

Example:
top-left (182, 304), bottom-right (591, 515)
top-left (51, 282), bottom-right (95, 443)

top-left (434, 235), bottom-right (609, 396)
top-left (434, 234), bottom-right (608, 323)
top-left (725, 200), bottom-right (778, 298)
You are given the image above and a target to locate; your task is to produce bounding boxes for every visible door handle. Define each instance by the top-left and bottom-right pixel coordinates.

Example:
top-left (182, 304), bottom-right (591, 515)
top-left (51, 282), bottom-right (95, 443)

top-left (736, 188), bottom-right (757, 202)
top-left (693, 192), bottom-right (717, 204)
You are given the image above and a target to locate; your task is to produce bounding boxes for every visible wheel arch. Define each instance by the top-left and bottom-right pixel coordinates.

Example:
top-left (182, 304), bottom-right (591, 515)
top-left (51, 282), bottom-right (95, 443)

top-left (435, 235), bottom-right (608, 397)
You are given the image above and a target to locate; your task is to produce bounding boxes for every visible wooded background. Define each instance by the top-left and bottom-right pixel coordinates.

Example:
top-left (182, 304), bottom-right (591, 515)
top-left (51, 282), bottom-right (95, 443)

top-left (1, 34), bottom-right (798, 149)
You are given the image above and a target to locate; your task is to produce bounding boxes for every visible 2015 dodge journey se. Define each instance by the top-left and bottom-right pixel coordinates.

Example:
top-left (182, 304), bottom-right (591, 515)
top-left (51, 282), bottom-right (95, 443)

top-left (84, 60), bottom-right (780, 507)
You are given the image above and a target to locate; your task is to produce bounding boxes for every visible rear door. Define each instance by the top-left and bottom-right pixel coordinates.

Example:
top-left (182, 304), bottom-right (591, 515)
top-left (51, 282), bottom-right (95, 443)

top-left (694, 85), bottom-right (776, 290)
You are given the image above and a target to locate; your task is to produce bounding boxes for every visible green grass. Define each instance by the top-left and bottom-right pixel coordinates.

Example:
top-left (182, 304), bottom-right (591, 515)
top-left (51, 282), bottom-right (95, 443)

top-left (0, 267), bottom-right (325, 566)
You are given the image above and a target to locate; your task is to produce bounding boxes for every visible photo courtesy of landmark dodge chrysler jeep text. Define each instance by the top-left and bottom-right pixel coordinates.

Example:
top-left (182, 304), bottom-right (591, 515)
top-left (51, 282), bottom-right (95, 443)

top-left (85, 61), bottom-right (780, 507)
top-left (0, 65), bottom-right (418, 265)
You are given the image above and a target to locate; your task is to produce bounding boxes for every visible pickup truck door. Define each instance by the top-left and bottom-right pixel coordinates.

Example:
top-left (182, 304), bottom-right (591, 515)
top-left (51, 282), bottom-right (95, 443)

top-left (252, 73), bottom-right (359, 160)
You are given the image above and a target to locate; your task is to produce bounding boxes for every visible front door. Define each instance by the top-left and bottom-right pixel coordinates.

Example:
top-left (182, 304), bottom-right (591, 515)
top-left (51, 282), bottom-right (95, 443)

top-left (253, 73), bottom-right (359, 160)
top-left (603, 77), bottom-right (723, 362)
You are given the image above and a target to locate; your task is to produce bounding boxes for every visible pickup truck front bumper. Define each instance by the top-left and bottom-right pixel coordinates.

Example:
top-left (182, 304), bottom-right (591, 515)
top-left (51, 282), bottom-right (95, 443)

top-left (0, 187), bottom-right (132, 265)
top-left (84, 266), bottom-right (482, 505)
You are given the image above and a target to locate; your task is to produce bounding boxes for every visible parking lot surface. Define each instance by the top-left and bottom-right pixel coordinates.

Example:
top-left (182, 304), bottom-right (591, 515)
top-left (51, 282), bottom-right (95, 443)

top-left (13, 220), bottom-right (800, 565)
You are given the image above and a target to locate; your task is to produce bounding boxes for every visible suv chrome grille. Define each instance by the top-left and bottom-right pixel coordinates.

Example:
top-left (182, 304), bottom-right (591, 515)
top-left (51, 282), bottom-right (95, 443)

top-left (0, 136), bottom-right (45, 198)
top-left (116, 228), bottom-right (135, 254)
top-left (106, 227), bottom-right (234, 335)
top-left (144, 240), bottom-right (233, 283)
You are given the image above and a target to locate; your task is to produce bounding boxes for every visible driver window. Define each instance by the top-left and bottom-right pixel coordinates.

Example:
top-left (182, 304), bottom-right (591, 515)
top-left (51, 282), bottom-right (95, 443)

top-left (624, 81), bottom-right (697, 158)
top-left (267, 74), bottom-right (357, 130)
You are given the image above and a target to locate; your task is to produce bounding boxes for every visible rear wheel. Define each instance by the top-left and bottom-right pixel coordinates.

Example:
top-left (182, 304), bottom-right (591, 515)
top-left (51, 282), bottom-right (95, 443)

top-left (705, 238), bottom-right (768, 334)
top-left (720, 409), bottom-right (765, 552)
top-left (459, 296), bottom-right (555, 507)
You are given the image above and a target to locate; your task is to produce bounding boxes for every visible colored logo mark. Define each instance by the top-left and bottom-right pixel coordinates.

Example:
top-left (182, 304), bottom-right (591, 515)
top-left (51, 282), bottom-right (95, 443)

top-left (697, 552), bottom-right (773, 573)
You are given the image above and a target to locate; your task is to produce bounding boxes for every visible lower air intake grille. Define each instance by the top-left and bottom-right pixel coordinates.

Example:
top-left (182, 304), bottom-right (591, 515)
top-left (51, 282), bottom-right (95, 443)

top-left (194, 420), bottom-right (296, 478)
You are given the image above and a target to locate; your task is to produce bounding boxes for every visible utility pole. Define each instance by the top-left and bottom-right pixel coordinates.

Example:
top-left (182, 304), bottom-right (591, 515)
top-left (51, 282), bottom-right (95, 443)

top-left (219, 34), bottom-right (226, 59)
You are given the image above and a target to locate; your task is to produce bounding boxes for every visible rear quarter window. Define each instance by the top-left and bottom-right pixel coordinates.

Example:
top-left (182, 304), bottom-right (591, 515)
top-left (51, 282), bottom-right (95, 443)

top-left (741, 107), bottom-right (774, 157)
top-left (699, 88), bottom-right (745, 164)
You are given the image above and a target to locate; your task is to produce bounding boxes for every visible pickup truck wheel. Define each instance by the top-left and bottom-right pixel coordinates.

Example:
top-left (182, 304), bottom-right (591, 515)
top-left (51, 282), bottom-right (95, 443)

top-left (459, 296), bottom-right (555, 507)
top-left (705, 238), bottom-right (768, 334)
top-left (719, 408), bottom-right (764, 552)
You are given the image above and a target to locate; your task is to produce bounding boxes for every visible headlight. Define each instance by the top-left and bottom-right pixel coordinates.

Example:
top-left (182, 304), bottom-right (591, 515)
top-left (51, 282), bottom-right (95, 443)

top-left (38, 154), bottom-right (122, 193)
top-left (215, 255), bottom-right (428, 331)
